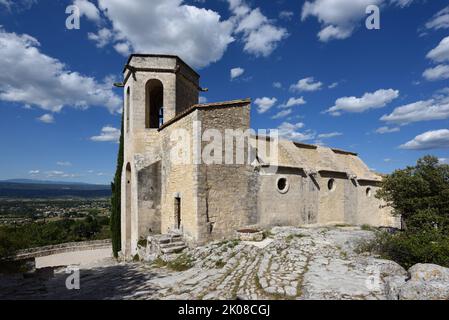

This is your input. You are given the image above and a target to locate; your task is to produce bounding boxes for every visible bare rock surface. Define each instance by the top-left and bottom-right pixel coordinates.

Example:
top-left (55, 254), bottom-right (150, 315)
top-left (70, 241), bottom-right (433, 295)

top-left (1, 226), bottom-right (447, 300)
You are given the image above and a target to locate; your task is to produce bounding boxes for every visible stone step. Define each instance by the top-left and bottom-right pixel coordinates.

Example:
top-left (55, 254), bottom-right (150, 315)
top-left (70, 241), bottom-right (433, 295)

top-left (161, 245), bottom-right (187, 254)
top-left (159, 241), bottom-right (186, 249)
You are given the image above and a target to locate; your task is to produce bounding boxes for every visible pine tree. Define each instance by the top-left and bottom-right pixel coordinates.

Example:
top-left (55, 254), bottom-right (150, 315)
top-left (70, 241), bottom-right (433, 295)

top-left (110, 113), bottom-right (124, 257)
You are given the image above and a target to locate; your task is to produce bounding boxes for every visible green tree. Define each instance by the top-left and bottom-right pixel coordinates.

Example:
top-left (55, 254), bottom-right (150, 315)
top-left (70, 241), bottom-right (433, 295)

top-left (370, 156), bottom-right (449, 268)
top-left (110, 113), bottom-right (124, 257)
top-left (376, 155), bottom-right (449, 229)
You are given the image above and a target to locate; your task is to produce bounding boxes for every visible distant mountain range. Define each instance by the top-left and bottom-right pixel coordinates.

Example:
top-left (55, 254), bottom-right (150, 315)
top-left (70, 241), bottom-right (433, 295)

top-left (0, 179), bottom-right (111, 198)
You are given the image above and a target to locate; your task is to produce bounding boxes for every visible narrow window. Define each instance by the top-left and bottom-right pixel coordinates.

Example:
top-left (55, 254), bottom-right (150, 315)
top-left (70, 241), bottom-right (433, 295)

top-left (145, 79), bottom-right (164, 129)
top-left (174, 197), bottom-right (181, 229)
top-left (366, 187), bottom-right (372, 197)
top-left (328, 178), bottom-right (336, 192)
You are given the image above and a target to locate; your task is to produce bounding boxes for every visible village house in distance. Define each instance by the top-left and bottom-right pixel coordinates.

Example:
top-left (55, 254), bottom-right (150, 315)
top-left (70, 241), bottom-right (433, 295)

top-left (120, 54), bottom-right (399, 258)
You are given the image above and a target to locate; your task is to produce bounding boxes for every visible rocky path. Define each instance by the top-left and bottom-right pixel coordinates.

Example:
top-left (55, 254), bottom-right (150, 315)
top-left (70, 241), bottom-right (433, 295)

top-left (1, 226), bottom-right (448, 300)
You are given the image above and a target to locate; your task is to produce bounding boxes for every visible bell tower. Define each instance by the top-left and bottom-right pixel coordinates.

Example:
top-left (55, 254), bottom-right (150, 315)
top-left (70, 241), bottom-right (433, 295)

top-left (122, 54), bottom-right (200, 135)
top-left (120, 54), bottom-right (201, 258)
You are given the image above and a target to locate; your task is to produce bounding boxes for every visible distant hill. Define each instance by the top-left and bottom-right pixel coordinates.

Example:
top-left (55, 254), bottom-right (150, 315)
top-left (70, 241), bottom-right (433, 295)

top-left (0, 180), bottom-right (111, 198)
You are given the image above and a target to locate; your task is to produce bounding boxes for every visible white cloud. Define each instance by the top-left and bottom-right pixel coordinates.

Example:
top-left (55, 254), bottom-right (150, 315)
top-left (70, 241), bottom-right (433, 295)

top-left (57, 161), bottom-right (72, 167)
top-left (74, 0), bottom-right (101, 22)
top-left (37, 114), bottom-right (54, 124)
top-left (0, 0), bottom-right (35, 11)
top-left (439, 157), bottom-right (449, 164)
top-left (199, 96), bottom-right (208, 104)
top-left (87, 28), bottom-right (113, 48)
top-left (290, 77), bottom-right (323, 92)
top-left (380, 97), bottom-right (449, 125)
top-left (301, 0), bottom-right (383, 42)
top-left (254, 97), bottom-right (277, 113)
top-left (328, 82), bottom-right (339, 89)
top-left (0, 28), bottom-right (121, 113)
top-left (375, 126), bottom-right (400, 134)
top-left (90, 0), bottom-right (234, 69)
top-left (229, 1), bottom-right (288, 57)
top-left (28, 170), bottom-right (40, 175)
top-left (423, 36), bottom-right (449, 82)
top-left (90, 126), bottom-right (121, 143)
top-left (426, 36), bottom-right (449, 63)
top-left (301, 0), bottom-right (416, 41)
top-left (272, 109), bottom-right (292, 119)
top-left (46, 170), bottom-right (65, 177)
top-left (284, 97), bottom-right (306, 108)
top-left (390, 0), bottom-right (414, 8)
top-left (326, 89), bottom-right (399, 115)
top-left (278, 122), bottom-right (315, 142)
top-left (230, 67), bottom-right (245, 80)
top-left (279, 11), bottom-right (294, 20)
top-left (317, 132), bottom-right (342, 139)
top-left (400, 129), bottom-right (449, 150)
top-left (425, 5), bottom-right (449, 30)
top-left (423, 64), bottom-right (449, 81)
top-left (273, 82), bottom-right (282, 89)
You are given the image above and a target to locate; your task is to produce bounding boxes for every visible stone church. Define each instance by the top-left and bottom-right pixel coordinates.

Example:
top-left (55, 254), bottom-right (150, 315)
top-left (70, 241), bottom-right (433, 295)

top-left (121, 54), bottom-right (399, 257)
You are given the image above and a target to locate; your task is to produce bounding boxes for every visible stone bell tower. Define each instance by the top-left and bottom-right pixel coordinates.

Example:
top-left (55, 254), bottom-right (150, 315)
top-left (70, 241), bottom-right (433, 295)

top-left (120, 54), bottom-right (201, 258)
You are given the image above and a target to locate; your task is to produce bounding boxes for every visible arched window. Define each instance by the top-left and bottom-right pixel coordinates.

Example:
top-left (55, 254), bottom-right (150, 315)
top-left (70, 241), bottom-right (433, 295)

top-left (126, 87), bottom-right (130, 132)
top-left (145, 79), bottom-right (164, 129)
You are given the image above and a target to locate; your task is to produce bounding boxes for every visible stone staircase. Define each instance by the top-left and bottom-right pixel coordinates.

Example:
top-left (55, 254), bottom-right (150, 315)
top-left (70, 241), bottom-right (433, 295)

top-left (146, 232), bottom-right (187, 259)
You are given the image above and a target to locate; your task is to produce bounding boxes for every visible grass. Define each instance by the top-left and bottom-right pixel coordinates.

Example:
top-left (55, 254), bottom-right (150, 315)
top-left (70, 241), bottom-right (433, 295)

top-left (151, 253), bottom-right (195, 271)
top-left (215, 259), bottom-right (226, 269)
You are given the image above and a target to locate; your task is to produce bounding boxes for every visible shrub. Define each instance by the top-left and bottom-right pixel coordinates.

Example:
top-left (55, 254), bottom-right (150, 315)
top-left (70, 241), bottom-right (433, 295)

top-left (370, 156), bottom-right (449, 268)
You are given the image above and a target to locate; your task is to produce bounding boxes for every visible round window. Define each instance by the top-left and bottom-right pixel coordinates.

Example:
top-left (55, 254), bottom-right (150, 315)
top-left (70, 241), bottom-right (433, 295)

top-left (366, 187), bottom-right (372, 197)
top-left (327, 178), bottom-right (336, 192)
top-left (276, 177), bottom-right (289, 193)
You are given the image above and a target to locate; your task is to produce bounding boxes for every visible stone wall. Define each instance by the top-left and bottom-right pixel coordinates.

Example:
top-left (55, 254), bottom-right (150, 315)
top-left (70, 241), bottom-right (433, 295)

top-left (195, 103), bottom-right (256, 243)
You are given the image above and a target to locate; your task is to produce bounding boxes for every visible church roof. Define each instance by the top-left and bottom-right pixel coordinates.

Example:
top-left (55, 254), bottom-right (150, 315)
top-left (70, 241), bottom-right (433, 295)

top-left (250, 137), bottom-right (381, 182)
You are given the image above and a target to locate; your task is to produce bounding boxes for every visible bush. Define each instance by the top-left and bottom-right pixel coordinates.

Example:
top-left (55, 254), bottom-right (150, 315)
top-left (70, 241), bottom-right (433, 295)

top-left (371, 156), bottom-right (449, 268)
top-left (358, 230), bottom-right (449, 269)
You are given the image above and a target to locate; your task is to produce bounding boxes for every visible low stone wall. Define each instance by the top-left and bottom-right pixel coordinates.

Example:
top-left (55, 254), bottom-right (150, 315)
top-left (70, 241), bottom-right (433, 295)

top-left (15, 239), bottom-right (112, 260)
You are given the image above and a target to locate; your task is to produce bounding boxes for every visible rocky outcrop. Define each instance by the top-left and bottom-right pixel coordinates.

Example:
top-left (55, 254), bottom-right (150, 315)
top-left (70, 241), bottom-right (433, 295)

top-left (395, 264), bottom-right (449, 300)
top-left (2, 226), bottom-right (448, 300)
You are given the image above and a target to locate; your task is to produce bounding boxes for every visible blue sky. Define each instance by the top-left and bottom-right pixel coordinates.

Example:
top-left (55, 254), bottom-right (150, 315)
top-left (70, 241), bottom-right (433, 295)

top-left (0, 0), bottom-right (448, 184)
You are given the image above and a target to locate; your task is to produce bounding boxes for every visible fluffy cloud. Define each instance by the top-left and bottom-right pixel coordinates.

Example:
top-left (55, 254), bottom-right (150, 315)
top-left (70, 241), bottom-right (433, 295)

top-left (0, 28), bottom-right (121, 113)
top-left (326, 89), bottom-right (399, 115)
top-left (272, 109), bottom-right (292, 119)
top-left (90, 126), bottom-right (121, 142)
top-left (254, 97), bottom-right (277, 113)
top-left (285, 97), bottom-right (307, 108)
top-left (278, 122), bottom-right (315, 141)
top-left (301, 0), bottom-right (417, 41)
top-left (230, 67), bottom-right (245, 80)
top-left (74, 0), bottom-right (101, 22)
top-left (375, 126), bottom-right (400, 134)
top-left (228, 0), bottom-right (288, 57)
top-left (425, 6), bottom-right (449, 30)
top-left (301, 0), bottom-right (383, 42)
top-left (279, 11), bottom-right (294, 20)
top-left (423, 36), bottom-right (449, 81)
top-left (380, 97), bottom-right (449, 125)
top-left (400, 129), bottom-right (449, 150)
top-left (57, 161), bottom-right (72, 167)
top-left (273, 82), bottom-right (282, 89)
top-left (87, 0), bottom-right (234, 69)
top-left (290, 77), bottom-right (323, 92)
top-left (423, 64), bottom-right (449, 81)
top-left (87, 28), bottom-right (113, 48)
top-left (317, 132), bottom-right (342, 139)
top-left (426, 36), bottom-right (449, 63)
top-left (36, 114), bottom-right (54, 124)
